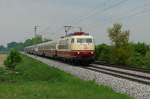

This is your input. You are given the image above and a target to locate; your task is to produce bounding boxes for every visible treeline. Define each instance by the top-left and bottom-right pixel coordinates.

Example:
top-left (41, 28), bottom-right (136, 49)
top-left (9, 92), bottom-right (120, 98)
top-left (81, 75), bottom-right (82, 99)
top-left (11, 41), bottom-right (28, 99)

top-left (0, 35), bottom-right (51, 52)
top-left (96, 43), bottom-right (150, 69)
top-left (96, 23), bottom-right (150, 69)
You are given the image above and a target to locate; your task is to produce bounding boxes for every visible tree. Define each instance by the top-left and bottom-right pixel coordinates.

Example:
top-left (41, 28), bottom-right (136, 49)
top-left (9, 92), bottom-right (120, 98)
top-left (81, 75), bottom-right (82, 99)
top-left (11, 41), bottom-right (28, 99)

top-left (95, 44), bottom-right (112, 63)
top-left (7, 42), bottom-right (24, 51)
top-left (108, 23), bottom-right (129, 47)
top-left (3, 35), bottom-right (44, 52)
top-left (7, 42), bottom-right (18, 49)
top-left (0, 45), bottom-right (6, 51)
top-left (32, 35), bottom-right (43, 44)
top-left (133, 42), bottom-right (149, 56)
top-left (4, 49), bottom-right (22, 70)
top-left (24, 39), bottom-right (33, 47)
top-left (143, 51), bottom-right (150, 68)
top-left (108, 23), bottom-right (132, 65)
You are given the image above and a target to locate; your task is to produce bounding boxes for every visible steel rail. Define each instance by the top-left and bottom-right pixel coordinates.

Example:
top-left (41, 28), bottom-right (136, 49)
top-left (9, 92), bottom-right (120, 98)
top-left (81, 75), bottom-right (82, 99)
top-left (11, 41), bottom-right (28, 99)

top-left (94, 61), bottom-right (150, 73)
top-left (83, 64), bottom-right (150, 85)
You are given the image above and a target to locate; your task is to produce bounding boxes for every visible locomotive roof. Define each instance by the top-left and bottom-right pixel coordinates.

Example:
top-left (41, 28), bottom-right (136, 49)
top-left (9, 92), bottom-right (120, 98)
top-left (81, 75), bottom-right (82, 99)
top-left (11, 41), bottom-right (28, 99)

top-left (61, 32), bottom-right (90, 38)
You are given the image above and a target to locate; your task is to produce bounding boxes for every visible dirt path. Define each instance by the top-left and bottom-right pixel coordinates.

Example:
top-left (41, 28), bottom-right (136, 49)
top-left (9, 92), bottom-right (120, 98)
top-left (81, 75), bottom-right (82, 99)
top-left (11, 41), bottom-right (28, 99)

top-left (0, 54), bottom-right (7, 67)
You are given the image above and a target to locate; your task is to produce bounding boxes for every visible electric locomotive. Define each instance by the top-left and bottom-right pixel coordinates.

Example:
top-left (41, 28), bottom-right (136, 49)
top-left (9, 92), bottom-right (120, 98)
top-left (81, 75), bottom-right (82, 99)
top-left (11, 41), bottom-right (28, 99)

top-left (57, 32), bottom-right (95, 64)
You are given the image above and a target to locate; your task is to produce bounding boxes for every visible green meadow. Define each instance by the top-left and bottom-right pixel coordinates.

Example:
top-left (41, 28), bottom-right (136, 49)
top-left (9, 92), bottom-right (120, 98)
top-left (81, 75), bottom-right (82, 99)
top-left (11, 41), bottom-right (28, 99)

top-left (0, 54), bottom-right (132, 99)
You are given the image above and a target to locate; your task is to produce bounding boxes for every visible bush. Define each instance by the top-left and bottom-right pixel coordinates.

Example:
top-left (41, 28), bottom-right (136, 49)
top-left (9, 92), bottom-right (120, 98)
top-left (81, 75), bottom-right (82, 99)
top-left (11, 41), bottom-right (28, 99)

top-left (128, 52), bottom-right (143, 68)
top-left (128, 43), bottom-right (150, 69)
top-left (4, 49), bottom-right (22, 70)
top-left (110, 45), bottom-right (133, 65)
top-left (95, 44), bottom-right (112, 63)
top-left (132, 42), bottom-right (149, 56)
top-left (143, 51), bottom-right (150, 68)
top-left (95, 44), bottom-right (133, 65)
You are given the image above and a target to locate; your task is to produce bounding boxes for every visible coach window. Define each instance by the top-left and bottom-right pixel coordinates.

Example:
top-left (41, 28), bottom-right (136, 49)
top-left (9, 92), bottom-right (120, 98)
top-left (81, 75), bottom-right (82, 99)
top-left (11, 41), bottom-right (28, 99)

top-left (71, 38), bottom-right (74, 43)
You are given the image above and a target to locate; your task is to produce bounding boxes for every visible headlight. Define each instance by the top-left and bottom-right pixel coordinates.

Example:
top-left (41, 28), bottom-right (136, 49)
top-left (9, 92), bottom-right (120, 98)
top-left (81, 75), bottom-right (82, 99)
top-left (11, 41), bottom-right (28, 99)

top-left (77, 52), bottom-right (80, 54)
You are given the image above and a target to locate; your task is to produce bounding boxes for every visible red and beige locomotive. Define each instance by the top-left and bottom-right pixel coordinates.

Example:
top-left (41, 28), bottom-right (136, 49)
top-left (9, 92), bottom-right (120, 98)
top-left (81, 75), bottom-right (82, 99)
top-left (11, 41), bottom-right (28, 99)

top-left (24, 32), bottom-right (95, 64)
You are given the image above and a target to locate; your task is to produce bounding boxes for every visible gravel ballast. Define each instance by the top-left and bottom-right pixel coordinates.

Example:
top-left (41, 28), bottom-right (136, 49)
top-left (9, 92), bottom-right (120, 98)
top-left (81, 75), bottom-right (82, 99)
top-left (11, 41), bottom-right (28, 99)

top-left (25, 53), bottom-right (150, 99)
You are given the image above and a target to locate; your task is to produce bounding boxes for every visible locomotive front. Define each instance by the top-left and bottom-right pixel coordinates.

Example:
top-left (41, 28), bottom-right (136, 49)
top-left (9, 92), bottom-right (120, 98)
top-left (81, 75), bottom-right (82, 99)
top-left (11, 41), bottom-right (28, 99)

top-left (70, 32), bottom-right (95, 64)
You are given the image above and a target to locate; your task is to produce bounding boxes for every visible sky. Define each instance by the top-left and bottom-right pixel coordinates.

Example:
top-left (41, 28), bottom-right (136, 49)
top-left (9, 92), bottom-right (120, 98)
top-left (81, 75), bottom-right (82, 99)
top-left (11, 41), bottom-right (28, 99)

top-left (0, 0), bottom-right (150, 46)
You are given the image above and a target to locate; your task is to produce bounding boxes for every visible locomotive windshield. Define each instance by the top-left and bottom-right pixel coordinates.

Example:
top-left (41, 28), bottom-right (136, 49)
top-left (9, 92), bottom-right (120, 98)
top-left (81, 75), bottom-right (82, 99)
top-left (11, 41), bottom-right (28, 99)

top-left (77, 38), bottom-right (92, 43)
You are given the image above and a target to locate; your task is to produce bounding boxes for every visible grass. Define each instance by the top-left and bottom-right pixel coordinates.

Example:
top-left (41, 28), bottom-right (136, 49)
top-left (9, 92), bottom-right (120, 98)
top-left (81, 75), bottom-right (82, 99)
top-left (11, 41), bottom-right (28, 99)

top-left (0, 54), bottom-right (133, 99)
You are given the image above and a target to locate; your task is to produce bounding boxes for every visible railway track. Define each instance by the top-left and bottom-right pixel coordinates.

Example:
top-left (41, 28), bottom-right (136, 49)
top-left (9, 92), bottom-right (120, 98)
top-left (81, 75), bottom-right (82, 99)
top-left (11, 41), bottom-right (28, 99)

top-left (83, 64), bottom-right (150, 85)
top-left (94, 61), bottom-right (150, 73)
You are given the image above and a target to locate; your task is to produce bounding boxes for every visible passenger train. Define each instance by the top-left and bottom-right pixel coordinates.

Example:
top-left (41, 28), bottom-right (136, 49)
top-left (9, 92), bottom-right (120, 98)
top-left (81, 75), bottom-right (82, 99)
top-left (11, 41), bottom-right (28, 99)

top-left (24, 32), bottom-right (95, 64)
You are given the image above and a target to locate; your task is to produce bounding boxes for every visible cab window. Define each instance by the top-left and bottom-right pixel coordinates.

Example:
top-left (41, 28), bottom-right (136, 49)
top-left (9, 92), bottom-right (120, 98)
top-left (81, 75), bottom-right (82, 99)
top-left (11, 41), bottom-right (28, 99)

top-left (77, 39), bottom-right (85, 43)
top-left (77, 38), bottom-right (92, 43)
top-left (71, 38), bottom-right (74, 43)
top-left (86, 38), bottom-right (92, 43)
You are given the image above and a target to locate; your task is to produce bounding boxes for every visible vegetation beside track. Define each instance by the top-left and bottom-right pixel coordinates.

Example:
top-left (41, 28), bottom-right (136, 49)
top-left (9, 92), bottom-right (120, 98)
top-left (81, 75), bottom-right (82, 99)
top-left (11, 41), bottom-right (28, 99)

top-left (96, 42), bottom-right (150, 70)
top-left (0, 54), bottom-right (132, 99)
top-left (96, 23), bottom-right (150, 70)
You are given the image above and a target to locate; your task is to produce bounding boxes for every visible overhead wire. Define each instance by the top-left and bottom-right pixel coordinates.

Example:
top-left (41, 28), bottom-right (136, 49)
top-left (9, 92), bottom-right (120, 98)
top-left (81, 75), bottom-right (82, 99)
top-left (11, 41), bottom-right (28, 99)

top-left (86, 1), bottom-right (150, 33)
top-left (39, 0), bottom-right (113, 35)
top-left (65, 0), bottom-right (113, 25)
top-left (72, 0), bottom-right (128, 25)
top-left (52, 0), bottom-right (128, 35)
top-left (38, 0), bottom-right (150, 39)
